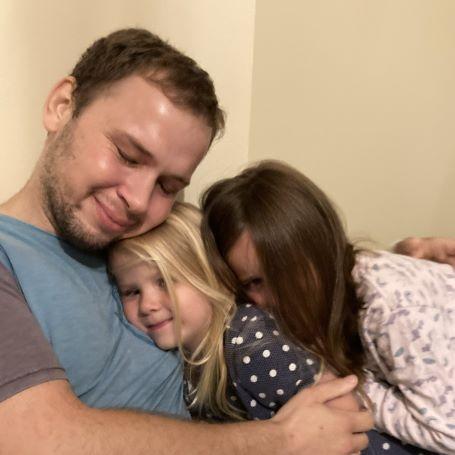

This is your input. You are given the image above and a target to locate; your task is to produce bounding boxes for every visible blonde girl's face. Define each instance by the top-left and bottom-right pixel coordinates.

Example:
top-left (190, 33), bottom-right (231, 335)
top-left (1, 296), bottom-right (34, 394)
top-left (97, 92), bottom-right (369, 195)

top-left (227, 230), bottom-right (274, 309)
top-left (110, 251), bottom-right (213, 353)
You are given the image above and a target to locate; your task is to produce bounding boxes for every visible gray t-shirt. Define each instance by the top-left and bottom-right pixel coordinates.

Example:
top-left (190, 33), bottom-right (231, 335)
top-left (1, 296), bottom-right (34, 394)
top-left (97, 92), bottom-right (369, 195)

top-left (0, 261), bottom-right (66, 402)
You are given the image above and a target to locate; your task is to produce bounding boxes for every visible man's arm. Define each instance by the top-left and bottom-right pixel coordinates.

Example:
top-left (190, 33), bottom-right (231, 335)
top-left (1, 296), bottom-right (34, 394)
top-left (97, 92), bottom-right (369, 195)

top-left (0, 375), bottom-right (371, 455)
top-left (394, 237), bottom-right (455, 267)
top-left (0, 265), bottom-right (372, 454)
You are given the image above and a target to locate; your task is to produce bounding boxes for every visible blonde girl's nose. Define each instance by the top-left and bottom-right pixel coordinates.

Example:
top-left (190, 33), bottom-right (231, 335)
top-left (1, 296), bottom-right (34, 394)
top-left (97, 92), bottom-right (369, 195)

top-left (138, 291), bottom-right (163, 314)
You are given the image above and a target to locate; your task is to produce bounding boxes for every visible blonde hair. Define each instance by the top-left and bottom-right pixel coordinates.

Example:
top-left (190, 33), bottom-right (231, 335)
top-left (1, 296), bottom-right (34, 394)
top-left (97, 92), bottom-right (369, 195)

top-left (110, 202), bottom-right (243, 419)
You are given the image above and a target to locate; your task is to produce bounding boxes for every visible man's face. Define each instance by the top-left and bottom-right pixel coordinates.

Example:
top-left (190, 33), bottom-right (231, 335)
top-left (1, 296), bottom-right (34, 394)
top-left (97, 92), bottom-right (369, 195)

top-left (41, 75), bottom-right (212, 250)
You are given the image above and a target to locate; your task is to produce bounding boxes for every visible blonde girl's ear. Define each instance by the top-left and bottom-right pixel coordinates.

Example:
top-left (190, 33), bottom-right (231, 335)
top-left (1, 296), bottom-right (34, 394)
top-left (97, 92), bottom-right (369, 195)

top-left (43, 76), bottom-right (76, 133)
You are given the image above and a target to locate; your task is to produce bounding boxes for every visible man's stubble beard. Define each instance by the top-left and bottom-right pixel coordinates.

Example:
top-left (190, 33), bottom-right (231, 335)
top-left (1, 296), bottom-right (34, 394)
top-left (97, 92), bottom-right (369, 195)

top-left (40, 123), bottom-right (115, 251)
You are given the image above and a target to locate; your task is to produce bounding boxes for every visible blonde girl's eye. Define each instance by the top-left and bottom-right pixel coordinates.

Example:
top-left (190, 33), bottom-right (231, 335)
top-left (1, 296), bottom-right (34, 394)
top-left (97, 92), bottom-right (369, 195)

top-left (121, 288), bottom-right (140, 298)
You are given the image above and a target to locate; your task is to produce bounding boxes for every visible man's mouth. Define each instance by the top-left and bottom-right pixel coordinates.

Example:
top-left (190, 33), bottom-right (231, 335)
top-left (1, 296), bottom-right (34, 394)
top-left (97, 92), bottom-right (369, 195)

top-left (94, 197), bottom-right (136, 232)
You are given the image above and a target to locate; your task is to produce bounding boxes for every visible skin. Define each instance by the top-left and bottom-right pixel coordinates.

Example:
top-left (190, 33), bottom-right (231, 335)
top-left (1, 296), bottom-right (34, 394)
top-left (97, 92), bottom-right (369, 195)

top-left (0, 73), bottom-right (373, 454)
top-left (110, 251), bottom-right (212, 353)
top-left (1, 75), bottom-right (212, 248)
top-left (394, 236), bottom-right (455, 267)
top-left (227, 229), bottom-right (274, 308)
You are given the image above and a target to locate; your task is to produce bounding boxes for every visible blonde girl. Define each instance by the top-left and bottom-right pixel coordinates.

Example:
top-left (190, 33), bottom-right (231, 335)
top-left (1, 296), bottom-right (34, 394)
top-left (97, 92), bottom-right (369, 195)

top-left (108, 202), bottom-right (242, 419)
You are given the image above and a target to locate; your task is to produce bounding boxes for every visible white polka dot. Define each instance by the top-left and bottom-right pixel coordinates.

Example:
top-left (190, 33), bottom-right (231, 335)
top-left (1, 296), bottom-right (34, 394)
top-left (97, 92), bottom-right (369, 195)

top-left (233, 382), bottom-right (237, 388)
top-left (262, 349), bottom-right (271, 358)
top-left (255, 331), bottom-right (263, 339)
top-left (282, 344), bottom-right (290, 352)
top-left (250, 375), bottom-right (258, 383)
top-left (306, 358), bottom-right (314, 365)
top-left (289, 363), bottom-right (297, 371)
top-left (231, 337), bottom-right (237, 344)
top-left (237, 336), bottom-right (244, 344)
top-left (258, 392), bottom-right (266, 399)
top-left (243, 356), bottom-right (251, 364)
top-left (382, 443), bottom-right (390, 450)
top-left (250, 399), bottom-right (257, 407)
top-left (230, 395), bottom-right (237, 401)
top-left (246, 303), bottom-right (252, 308)
top-left (273, 330), bottom-right (279, 336)
top-left (296, 379), bottom-right (302, 386)
top-left (270, 411), bottom-right (275, 416)
top-left (241, 316), bottom-right (248, 322)
top-left (269, 401), bottom-right (276, 407)
top-left (269, 369), bottom-right (277, 377)
top-left (276, 389), bottom-right (284, 395)
top-left (251, 316), bottom-right (257, 321)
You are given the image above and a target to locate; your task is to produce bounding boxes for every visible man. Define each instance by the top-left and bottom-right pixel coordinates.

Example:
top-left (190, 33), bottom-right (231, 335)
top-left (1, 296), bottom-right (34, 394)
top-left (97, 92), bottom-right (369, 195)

top-left (0, 28), bottom-right (372, 454)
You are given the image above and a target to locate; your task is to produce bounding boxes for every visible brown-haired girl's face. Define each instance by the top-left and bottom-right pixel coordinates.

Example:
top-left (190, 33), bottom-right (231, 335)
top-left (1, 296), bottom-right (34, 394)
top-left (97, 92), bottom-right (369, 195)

top-left (226, 230), bottom-right (274, 309)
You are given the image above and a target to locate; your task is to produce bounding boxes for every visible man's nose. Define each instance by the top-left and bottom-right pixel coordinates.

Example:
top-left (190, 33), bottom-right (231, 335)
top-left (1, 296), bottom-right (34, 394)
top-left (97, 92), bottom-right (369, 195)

top-left (118, 172), bottom-right (156, 216)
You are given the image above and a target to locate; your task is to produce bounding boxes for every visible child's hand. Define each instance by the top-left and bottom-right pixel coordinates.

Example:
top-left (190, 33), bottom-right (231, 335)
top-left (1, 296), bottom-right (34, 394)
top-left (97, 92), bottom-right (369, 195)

top-left (319, 369), bottom-right (361, 412)
top-left (394, 237), bottom-right (455, 267)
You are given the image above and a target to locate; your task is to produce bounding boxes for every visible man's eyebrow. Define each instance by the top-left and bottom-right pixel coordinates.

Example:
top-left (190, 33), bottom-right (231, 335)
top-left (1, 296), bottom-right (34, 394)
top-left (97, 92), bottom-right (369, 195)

top-left (123, 132), bottom-right (154, 159)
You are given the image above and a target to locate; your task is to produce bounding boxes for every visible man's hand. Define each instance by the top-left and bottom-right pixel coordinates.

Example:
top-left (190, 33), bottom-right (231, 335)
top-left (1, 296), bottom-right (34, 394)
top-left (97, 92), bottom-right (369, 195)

top-left (319, 369), bottom-right (361, 412)
top-left (271, 376), bottom-right (373, 455)
top-left (394, 237), bottom-right (455, 267)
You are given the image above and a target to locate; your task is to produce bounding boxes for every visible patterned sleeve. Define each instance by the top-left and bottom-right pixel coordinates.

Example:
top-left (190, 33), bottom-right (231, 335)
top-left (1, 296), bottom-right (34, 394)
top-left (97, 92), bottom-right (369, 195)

top-left (356, 252), bottom-right (455, 454)
top-left (224, 303), bottom-right (321, 420)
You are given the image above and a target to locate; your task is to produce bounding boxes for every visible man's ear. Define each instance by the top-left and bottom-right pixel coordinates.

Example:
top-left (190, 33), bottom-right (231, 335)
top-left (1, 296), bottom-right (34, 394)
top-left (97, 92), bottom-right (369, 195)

top-left (43, 76), bottom-right (76, 133)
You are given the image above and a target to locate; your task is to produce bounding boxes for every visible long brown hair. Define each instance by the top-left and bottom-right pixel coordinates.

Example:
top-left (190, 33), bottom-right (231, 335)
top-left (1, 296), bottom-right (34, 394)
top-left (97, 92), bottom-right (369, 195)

top-left (201, 160), bottom-right (365, 380)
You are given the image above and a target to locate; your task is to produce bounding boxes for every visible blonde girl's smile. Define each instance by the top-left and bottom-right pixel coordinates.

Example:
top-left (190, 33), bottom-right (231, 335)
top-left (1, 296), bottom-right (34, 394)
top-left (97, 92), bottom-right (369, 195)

top-left (109, 250), bottom-right (213, 353)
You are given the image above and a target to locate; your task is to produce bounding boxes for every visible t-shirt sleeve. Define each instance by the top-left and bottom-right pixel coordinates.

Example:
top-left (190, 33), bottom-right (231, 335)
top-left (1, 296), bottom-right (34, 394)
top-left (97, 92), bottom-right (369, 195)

top-left (224, 304), bottom-right (321, 420)
top-left (0, 261), bottom-right (67, 402)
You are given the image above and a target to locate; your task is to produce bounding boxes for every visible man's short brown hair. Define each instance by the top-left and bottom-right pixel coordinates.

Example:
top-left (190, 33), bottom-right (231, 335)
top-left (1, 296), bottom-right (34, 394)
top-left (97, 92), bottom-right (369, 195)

top-left (70, 28), bottom-right (224, 141)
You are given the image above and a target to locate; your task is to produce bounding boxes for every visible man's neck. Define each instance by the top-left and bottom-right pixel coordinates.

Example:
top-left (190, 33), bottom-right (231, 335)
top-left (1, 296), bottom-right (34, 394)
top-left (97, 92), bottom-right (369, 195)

top-left (0, 176), bottom-right (55, 233)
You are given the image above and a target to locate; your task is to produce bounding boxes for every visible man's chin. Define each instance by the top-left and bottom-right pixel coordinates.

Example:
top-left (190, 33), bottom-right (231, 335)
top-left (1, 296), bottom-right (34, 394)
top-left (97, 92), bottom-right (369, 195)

top-left (57, 224), bottom-right (118, 251)
top-left (65, 234), bottom-right (113, 251)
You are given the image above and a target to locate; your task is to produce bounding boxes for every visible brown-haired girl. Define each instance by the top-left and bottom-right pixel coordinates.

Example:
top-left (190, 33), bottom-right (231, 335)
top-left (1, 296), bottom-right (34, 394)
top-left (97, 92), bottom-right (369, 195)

top-left (201, 160), bottom-right (454, 454)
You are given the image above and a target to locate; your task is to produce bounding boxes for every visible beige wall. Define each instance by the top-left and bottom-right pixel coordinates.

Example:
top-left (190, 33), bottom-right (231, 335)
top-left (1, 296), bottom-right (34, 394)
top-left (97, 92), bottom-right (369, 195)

top-left (0, 0), bottom-right (254, 204)
top-left (250, 0), bottom-right (455, 246)
top-left (2, 1), bottom-right (454, 246)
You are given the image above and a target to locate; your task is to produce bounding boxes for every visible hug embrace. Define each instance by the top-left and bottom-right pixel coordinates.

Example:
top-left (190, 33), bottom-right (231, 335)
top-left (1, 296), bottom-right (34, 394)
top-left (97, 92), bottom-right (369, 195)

top-left (0, 27), bottom-right (453, 455)
top-left (110, 160), bottom-right (454, 454)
